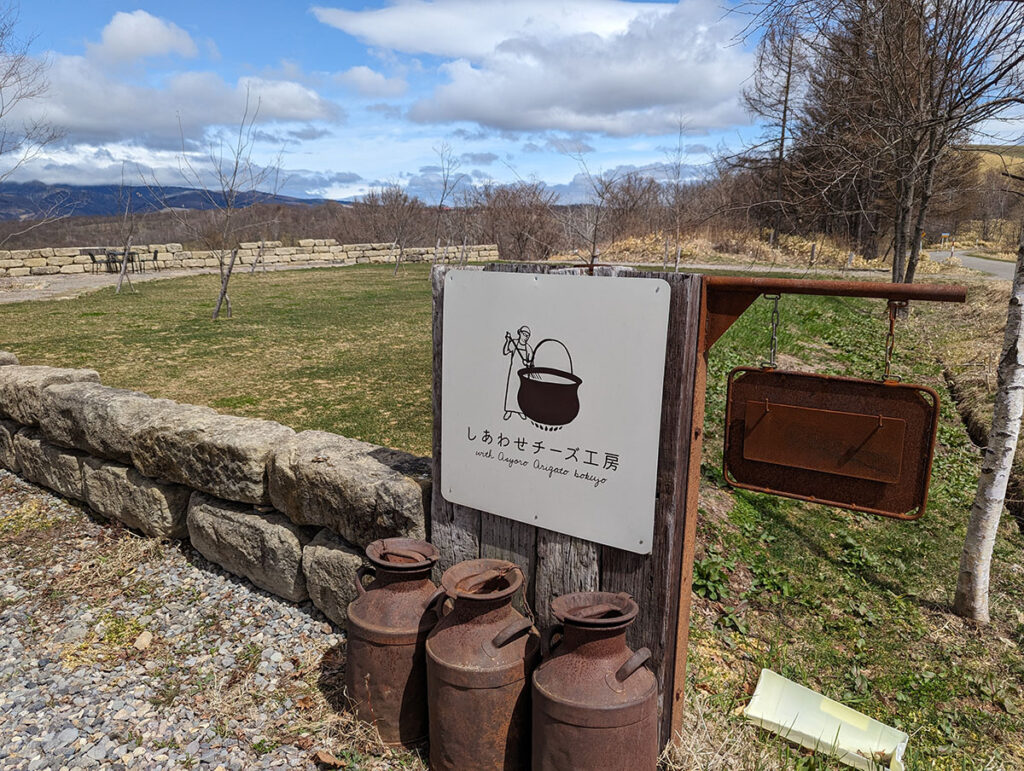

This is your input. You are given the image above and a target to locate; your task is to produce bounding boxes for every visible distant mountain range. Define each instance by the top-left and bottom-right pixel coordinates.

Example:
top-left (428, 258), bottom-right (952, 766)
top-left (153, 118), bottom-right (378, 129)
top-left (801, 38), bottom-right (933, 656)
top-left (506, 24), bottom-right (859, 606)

top-left (0, 181), bottom-right (335, 221)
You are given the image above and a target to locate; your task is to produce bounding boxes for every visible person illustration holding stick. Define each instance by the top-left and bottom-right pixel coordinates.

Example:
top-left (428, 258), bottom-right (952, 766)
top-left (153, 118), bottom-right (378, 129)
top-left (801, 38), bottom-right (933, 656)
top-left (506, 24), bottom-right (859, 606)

top-left (503, 325), bottom-right (534, 420)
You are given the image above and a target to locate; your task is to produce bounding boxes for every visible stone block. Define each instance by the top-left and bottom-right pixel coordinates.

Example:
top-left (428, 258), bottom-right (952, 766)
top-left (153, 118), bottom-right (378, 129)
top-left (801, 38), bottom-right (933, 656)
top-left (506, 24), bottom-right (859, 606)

top-left (186, 492), bottom-right (311, 602)
top-left (13, 429), bottom-right (86, 500)
top-left (0, 366), bottom-right (101, 426)
top-left (0, 351), bottom-right (17, 366)
top-left (301, 528), bottom-right (363, 625)
top-left (59, 265), bottom-right (85, 274)
top-left (268, 430), bottom-right (429, 547)
top-left (38, 382), bottom-right (164, 463)
top-left (298, 239), bottom-right (316, 247)
top-left (30, 266), bottom-right (60, 275)
top-left (48, 255), bottom-right (74, 266)
top-left (82, 457), bottom-right (190, 538)
top-left (130, 409), bottom-right (294, 504)
top-left (0, 419), bottom-right (20, 473)
top-left (8, 268), bottom-right (29, 277)
top-left (23, 258), bottom-right (46, 267)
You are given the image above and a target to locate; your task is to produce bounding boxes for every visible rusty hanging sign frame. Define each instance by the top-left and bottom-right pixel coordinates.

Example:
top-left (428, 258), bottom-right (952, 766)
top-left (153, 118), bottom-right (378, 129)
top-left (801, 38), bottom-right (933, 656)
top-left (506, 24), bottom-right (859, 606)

top-left (720, 288), bottom-right (945, 519)
top-left (723, 368), bottom-right (941, 519)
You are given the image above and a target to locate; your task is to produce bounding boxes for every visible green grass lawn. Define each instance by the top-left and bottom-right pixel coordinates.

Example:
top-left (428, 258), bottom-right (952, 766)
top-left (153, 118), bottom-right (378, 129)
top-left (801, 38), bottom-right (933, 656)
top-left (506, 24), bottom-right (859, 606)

top-left (682, 292), bottom-right (1024, 769)
top-left (2, 264), bottom-right (1022, 768)
top-left (1, 264), bottom-right (436, 455)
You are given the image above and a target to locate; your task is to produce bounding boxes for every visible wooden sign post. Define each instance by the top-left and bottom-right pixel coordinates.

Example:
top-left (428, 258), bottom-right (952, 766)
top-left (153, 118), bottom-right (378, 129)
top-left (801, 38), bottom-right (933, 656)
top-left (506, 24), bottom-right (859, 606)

top-left (430, 264), bottom-right (966, 747)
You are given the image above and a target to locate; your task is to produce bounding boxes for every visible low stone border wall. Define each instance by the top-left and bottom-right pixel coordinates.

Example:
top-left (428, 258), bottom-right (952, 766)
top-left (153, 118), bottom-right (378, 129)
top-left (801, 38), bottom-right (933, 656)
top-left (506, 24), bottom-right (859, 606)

top-left (0, 351), bottom-right (431, 625)
top-left (0, 240), bottom-right (501, 277)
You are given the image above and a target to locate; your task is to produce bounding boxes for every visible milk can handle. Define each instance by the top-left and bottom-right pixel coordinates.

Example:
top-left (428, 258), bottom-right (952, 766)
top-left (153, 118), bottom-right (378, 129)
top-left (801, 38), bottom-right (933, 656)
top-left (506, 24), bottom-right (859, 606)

top-left (615, 647), bottom-right (651, 682)
top-left (541, 623), bottom-right (564, 657)
top-left (492, 617), bottom-right (534, 648)
top-left (533, 339), bottom-right (574, 374)
top-left (354, 565), bottom-right (375, 596)
top-left (426, 586), bottom-right (450, 619)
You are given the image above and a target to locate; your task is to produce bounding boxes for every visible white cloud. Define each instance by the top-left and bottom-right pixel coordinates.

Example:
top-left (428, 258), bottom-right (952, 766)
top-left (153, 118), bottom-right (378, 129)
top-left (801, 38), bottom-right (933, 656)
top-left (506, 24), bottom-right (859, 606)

top-left (334, 66), bottom-right (408, 97)
top-left (312, 0), bottom-right (664, 59)
top-left (30, 55), bottom-right (339, 148)
top-left (315, 0), bottom-right (752, 136)
top-left (88, 10), bottom-right (198, 62)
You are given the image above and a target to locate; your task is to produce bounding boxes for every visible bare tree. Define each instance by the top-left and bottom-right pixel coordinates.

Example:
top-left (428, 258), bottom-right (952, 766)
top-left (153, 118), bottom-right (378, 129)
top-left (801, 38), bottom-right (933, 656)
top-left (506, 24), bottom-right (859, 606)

top-left (114, 163), bottom-right (138, 294)
top-left (472, 181), bottom-right (560, 261)
top-left (146, 89), bottom-right (283, 319)
top-left (363, 182), bottom-right (424, 275)
top-left (662, 121), bottom-right (692, 270)
top-left (0, 4), bottom-right (61, 183)
top-left (741, 0), bottom-right (1024, 281)
top-left (603, 171), bottom-right (662, 243)
top-left (0, 3), bottom-right (67, 243)
top-left (741, 17), bottom-right (807, 245)
top-left (431, 141), bottom-right (465, 263)
top-left (955, 234), bottom-right (1024, 623)
top-left (955, 171), bottom-right (1024, 623)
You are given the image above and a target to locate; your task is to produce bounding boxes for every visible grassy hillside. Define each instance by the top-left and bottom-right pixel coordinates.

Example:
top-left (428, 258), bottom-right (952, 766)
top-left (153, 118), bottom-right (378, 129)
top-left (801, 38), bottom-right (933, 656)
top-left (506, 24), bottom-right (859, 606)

top-left (969, 144), bottom-right (1024, 175)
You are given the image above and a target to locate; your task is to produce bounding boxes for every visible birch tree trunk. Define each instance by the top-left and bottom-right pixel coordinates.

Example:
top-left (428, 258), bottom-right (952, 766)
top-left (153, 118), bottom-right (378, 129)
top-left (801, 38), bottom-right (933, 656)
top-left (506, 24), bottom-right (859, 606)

top-left (954, 238), bottom-right (1024, 623)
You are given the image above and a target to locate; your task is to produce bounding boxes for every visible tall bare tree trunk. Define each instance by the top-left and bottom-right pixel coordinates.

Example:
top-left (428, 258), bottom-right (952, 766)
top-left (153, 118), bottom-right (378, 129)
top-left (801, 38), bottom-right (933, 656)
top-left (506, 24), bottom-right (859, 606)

top-left (954, 237), bottom-right (1024, 623)
top-left (115, 240), bottom-right (134, 295)
top-left (904, 132), bottom-right (942, 285)
top-left (213, 248), bottom-right (238, 320)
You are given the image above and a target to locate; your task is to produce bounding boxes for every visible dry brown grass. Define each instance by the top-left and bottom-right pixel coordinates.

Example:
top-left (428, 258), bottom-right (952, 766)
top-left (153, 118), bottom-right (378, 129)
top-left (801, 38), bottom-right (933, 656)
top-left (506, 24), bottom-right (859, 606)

top-left (661, 691), bottom-right (786, 771)
top-left (548, 230), bottom-right (976, 280)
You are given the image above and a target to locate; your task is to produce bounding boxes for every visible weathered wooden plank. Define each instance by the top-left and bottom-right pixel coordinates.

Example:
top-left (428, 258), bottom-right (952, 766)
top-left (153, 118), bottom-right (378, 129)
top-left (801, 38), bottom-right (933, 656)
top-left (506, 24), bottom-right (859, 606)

top-left (480, 512), bottom-right (538, 609)
top-left (534, 528), bottom-right (600, 629)
top-left (600, 271), bottom-right (703, 746)
top-left (431, 265), bottom-right (482, 576)
top-left (670, 280), bottom-right (709, 743)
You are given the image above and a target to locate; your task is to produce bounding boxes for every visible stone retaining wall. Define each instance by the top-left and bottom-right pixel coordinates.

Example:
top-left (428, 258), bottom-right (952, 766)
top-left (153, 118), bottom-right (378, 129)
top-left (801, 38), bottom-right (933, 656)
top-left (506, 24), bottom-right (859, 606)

top-left (0, 240), bottom-right (501, 277)
top-left (0, 351), bottom-right (430, 626)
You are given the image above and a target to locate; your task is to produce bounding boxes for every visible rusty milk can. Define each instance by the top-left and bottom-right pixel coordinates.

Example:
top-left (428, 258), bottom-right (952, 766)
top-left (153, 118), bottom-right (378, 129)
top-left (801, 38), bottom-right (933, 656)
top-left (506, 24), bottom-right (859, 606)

top-left (532, 591), bottom-right (658, 771)
top-left (426, 558), bottom-right (540, 770)
top-left (345, 537), bottom-right (441, 748)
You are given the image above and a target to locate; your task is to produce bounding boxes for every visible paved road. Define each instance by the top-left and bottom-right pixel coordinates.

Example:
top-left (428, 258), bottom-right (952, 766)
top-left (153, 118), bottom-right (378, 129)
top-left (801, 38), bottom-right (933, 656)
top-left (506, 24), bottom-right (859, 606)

top-left (932, 248), bottom-right (1015, 280)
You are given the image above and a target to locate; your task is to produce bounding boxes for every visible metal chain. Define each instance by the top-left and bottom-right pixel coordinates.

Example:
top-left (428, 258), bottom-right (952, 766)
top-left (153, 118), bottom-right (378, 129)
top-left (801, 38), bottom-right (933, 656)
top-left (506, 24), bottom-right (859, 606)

top-left (763, 293), bottom-right (781, 369)
top-left (883, 300), bottom-right (907, 381)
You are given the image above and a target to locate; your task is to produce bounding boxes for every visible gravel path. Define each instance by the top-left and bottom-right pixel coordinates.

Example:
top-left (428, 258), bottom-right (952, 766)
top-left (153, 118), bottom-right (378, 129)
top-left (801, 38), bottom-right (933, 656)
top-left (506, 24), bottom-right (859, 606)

top-left (0, 261), bottom-right (357, 304)
top-left (0, 470), bottom-right (420, 771)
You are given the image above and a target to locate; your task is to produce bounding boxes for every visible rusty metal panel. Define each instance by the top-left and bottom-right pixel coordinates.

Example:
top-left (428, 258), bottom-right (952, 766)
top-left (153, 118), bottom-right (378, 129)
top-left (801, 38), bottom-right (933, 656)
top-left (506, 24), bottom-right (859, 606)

top-left (743, 400), bottom-right (907, 484)
top-left (723, 368), bottom-right (940, 520)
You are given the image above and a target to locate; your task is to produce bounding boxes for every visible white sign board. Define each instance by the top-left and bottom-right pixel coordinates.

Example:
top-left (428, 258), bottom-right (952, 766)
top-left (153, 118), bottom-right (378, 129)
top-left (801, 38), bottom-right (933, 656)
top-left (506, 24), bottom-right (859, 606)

top-left (441, 270), bottom-right (671, 554)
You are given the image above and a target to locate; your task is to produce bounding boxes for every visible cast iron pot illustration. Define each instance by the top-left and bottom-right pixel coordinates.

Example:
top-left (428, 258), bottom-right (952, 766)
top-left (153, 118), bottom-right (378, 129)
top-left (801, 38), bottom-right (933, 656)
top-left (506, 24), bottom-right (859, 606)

top-left (517, 338), bottom-right (582, 430)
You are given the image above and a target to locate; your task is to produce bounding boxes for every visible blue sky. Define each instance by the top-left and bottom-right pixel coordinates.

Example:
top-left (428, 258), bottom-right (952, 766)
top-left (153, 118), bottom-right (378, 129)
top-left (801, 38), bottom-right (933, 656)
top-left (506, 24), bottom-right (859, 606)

top-left (10, 1), bottom-right (758, 203)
